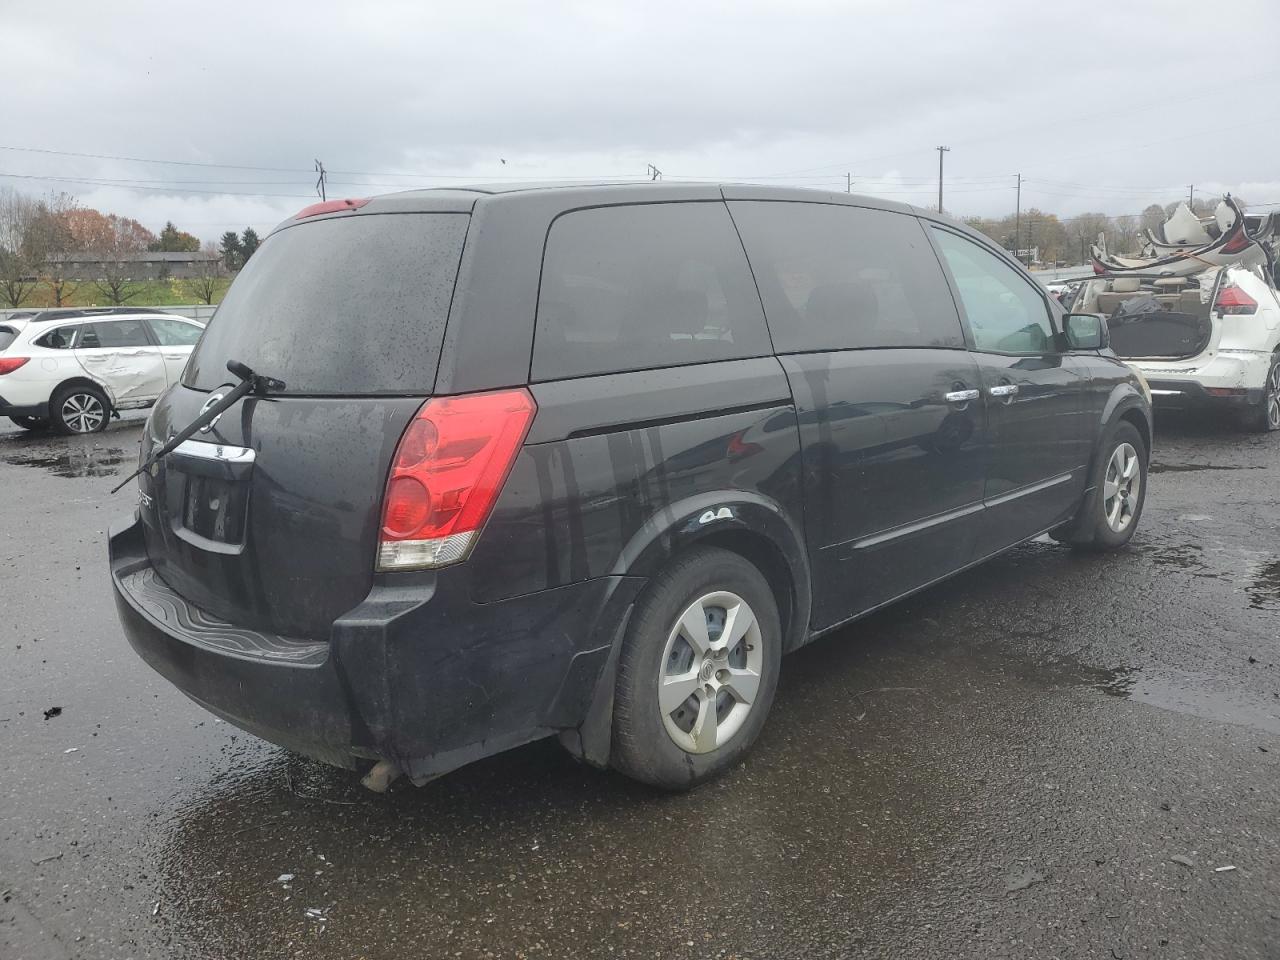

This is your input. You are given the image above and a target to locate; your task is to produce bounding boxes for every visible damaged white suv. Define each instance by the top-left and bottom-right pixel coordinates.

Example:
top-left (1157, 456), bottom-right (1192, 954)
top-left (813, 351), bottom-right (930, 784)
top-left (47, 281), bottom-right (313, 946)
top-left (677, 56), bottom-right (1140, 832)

top-left (1069, 265), bottom-right (1280, 431)
top-left (0, 308), bottom-right (205, 435)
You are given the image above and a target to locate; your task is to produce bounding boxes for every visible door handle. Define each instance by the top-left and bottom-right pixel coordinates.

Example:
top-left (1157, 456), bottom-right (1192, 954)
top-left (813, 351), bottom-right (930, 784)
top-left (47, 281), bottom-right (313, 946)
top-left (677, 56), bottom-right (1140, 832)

top-left (944, 389), bottom-right (980, 403)
top-left (162, 353), bottom-right (186, 359)
top-left (989, 384), bottom-right (1019, 400)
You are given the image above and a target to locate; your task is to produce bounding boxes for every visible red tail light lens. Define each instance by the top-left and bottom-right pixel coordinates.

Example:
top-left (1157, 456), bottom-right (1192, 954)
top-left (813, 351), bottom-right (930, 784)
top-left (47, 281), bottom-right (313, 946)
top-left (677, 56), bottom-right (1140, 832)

top-left (377, 388), bottom-right (536, 571)
top-left (1215, 282), bottom-right (1257, 315)
top-left (294, 197), bottom-right (370, 219)
top-left (0, 357), bottom-right (30, 375)
top-left (1220, 224), bottom-right (1251, 255)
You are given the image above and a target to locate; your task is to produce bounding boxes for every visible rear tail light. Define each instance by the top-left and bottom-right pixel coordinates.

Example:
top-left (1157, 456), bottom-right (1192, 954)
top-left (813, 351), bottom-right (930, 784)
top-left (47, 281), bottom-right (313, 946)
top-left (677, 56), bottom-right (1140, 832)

top-left (1215, 282), bottom-right (1257, 315)
top-left (294, 197), bottom-right (370, 219)
top-left (1206, 387), bottom-right (1247, 397)
top-left (0, 357), bottom-right (29, 375)
top-left (1219, 224), bottom-right (1251, 255)
top-left (377, 388), bottom-right (536, 571)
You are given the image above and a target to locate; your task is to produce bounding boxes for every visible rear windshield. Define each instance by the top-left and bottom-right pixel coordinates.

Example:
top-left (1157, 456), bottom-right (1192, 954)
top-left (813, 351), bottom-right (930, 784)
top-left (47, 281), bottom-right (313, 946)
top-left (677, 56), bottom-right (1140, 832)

top-left (0, 326), bottom-right (17, 350)
top-left (185, 213), bottom-right (469, 394)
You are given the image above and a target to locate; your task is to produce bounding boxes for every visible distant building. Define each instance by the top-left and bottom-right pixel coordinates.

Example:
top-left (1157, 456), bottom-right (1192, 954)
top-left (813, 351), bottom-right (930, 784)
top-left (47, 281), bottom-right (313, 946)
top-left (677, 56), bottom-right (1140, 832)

top-left (46, 251), bottom-right (225, 281)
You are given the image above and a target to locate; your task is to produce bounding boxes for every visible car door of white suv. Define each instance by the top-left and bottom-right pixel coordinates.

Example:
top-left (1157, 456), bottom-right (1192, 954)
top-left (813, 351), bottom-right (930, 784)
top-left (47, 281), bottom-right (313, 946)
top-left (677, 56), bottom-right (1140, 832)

top-left (74, 318), bottom-right (168, 409)
top-left (144, 316), bottom-right (205, 384)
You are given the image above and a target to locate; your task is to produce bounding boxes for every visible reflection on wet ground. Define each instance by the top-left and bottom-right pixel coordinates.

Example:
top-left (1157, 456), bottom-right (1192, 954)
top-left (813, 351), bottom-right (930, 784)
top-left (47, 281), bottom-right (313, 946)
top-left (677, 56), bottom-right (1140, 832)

top-left (0, 446), bottom-right (131, 478)
top-left (1249, 559), bottom-right (1280, 610)
top-left (0, 418), bottom-right (141, 478)
top-left (1149, 462), bottom-right (1256, 474)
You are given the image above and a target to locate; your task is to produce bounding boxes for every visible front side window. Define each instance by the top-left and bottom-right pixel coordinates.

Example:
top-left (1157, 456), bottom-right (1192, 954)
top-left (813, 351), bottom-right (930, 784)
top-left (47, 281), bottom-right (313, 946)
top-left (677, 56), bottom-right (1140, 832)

top-left (33, 325), bottom-right (80, 350)
top-left (79, 319), bottom-right (151, 349)
top-left (932, 228), bottom-right (1055, 354)
top-left (147, 317), bottom-right (204, 346)
top-left (533, 202), bottom-right (771, 380)
top-left (729, 201), bottom-right (964, 353)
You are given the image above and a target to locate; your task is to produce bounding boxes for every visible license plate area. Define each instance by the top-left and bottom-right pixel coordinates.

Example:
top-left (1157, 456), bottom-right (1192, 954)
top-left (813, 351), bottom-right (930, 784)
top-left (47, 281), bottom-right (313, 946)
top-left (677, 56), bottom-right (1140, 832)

top-left (166, 440), bottom-right (255, 550)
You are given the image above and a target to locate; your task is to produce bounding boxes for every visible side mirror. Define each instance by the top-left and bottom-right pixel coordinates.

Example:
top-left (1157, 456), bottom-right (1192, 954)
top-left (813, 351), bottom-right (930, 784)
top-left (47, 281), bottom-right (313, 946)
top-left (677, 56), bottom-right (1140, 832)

top-left (1063, 313), bottom-right (1109, 351)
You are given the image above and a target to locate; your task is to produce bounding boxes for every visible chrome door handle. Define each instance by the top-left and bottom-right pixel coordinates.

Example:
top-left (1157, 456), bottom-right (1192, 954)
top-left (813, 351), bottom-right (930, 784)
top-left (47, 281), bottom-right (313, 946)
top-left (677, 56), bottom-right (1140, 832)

top-left (944, 389), bottom-right (980, 403)
top-left (988, 384), bottom-right (1019, 398)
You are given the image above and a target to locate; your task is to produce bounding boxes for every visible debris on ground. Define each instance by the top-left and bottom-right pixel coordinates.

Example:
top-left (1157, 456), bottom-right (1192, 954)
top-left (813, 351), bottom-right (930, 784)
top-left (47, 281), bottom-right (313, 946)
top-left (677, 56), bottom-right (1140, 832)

top-left (1005, 868), bottom-right (1048, 894)
top-left (151, 901), bottom-right (161, 916)
top-left (1170, 855), bottom-right (1195, 868)
top-left (276, 873), bottom-right (295, 883)
top-left (1214, 865), bottom-right (1238, 873)
top-left (42, 706), bottom-right (61, 720)
top-left (63, 747), bottom-right (78, 754)
top-left (30, 852), bottom-right (62, 865)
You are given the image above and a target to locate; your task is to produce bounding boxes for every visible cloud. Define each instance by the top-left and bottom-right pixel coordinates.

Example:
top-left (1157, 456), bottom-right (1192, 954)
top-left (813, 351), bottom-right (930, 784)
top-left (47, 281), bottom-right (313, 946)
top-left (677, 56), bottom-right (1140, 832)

top-left (2, 0), bottom-right (1278, 240)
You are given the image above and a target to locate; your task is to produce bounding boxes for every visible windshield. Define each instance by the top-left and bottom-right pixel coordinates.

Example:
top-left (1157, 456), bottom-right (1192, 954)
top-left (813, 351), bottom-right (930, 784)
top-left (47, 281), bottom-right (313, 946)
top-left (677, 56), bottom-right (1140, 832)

top-left (184, 212), bottom-right (469, 395)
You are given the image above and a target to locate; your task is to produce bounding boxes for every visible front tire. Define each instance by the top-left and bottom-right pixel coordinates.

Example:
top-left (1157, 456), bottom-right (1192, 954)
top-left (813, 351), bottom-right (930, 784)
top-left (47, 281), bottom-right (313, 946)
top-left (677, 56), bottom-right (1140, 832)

top-left (1057, 421), bottom-right (1148, 552)
top-left (1240, 353), bottom-right (1280, 433)
top-left (611, 546), bottom-right (782, 790)
top-left (50, 385), bottom-right (110, 435)
top-left (9, 416), bottom-right (48, 431)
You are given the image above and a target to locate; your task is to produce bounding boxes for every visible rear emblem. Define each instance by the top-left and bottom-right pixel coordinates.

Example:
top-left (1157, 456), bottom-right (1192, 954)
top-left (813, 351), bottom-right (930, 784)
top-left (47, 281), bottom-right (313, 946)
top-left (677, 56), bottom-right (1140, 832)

top-left (199, 393), bottom-right (225, 433)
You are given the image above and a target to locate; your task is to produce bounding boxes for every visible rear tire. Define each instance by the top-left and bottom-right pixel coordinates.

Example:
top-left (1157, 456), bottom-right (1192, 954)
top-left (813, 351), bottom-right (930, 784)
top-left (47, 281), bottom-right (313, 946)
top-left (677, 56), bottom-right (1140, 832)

top-left (50, 385), bottom-right (110, 435)
top-left (1056, 422), bottom-right (1148, 552)
top-left (611, 546), bottom-right (782, 790)
top-left (1240, 353), bottom-right (1280, 433)
top-left (9, 416), bottom-right (48, 431)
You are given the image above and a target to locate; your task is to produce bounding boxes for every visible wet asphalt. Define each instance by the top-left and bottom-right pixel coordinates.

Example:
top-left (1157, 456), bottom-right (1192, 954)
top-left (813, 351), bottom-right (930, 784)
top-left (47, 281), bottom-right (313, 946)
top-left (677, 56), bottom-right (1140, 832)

top-left (1, 410), bottom-right (1277, 960)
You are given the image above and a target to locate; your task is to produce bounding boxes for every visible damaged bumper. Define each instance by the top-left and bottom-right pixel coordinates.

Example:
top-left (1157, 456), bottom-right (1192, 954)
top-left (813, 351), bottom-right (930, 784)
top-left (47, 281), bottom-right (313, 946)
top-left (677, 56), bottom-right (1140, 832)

top-left (109, 512), bottom-right (641, 782)
top-left (1132, 351), bottom-right (1272, 409)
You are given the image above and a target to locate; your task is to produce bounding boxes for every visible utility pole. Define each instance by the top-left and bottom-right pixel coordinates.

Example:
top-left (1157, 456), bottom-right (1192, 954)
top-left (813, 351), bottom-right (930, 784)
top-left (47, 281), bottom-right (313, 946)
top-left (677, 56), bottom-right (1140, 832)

top-left (1015, 173), bottom-right (1022, 262)
top-left (846, 172), bottom-right (851, 194)
top-left (646, 164), bottom-right (663, 181)
top-left (314, 159), bottom-right (327, 201)
top-left (936, 146), bottom-right (950, 213)
top-left (1188, 184), bottom-right (1195, 209)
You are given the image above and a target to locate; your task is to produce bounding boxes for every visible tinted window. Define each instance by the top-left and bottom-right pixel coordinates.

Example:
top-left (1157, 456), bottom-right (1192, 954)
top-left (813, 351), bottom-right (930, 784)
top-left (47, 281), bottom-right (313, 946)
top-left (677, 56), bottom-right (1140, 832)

top-left (34, 325), bottom-right (79, 349)
top-left (729, 201), bottom-right (964, 353)
top-left (0, 326), bottom-right (18, 350)
top-left (80, 319), bottom-right (150, 349)
top-left (186, 213), bottom-right (468, 394)
top-left (932, 228), bottom-right (1055, 354)
top-left (533, 202), bottom-right (771, 381)
top-left (148, 317), bottom-right (204, 346)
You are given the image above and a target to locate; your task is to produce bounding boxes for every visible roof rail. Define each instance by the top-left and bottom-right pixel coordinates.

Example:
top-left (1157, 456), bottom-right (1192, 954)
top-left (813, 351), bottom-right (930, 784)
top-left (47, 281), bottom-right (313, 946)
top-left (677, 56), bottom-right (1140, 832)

top-left (28, 306), bottom-right (177, 323)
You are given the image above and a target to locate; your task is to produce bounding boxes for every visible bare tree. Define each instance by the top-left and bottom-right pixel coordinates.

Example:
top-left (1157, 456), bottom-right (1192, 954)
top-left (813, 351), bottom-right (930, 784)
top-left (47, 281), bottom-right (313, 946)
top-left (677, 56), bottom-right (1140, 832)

top-left (184, 243), bottom-right (225, 305)
top-left (1113, 214), bottom-right (1139, 255)
top-left (28, 192), bottom-right (81, 306)
top-left (0, 187), bottom-right (38, 307)
top-left (91, 214), bottom-right (152, 305)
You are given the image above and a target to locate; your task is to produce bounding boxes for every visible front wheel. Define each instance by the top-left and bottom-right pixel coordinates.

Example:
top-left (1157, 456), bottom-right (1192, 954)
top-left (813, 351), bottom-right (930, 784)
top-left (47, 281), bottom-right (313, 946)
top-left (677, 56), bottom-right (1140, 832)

top-left (611, 546), bottom-right (782, 790)
top-left (1240, 353), bottom-right (1280, 433)
top-left (1057, 422), bottom-right (1148, 552)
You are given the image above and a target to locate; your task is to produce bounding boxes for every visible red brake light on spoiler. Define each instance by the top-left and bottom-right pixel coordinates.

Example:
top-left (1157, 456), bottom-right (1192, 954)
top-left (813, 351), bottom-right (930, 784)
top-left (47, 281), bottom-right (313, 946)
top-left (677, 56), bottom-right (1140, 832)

top-left (294, 197), bottom-right (370, 219)
top-left (377, 389), bottom-right (537, 571)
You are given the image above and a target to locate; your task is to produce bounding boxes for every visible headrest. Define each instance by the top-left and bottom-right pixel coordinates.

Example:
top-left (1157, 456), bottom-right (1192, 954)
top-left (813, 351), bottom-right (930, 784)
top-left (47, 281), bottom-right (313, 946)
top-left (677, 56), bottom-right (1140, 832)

top-left (1112, 277), bottom-right (1142, 293)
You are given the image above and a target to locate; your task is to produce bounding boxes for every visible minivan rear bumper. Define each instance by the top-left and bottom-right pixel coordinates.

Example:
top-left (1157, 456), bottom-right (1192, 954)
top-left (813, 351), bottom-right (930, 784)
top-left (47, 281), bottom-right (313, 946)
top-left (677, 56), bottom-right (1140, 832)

top-left (109, 512), bottom-right (643, 781)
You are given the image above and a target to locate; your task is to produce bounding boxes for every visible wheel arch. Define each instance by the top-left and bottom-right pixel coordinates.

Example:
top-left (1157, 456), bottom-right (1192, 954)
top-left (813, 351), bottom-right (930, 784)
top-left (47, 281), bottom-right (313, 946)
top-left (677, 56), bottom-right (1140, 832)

top-left (53, 375), bottom-right (114, 410)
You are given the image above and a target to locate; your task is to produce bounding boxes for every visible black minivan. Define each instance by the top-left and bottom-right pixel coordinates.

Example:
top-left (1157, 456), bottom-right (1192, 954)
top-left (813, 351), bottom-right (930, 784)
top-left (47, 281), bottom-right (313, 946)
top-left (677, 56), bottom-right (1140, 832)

top-left (109, 183), bottom-right (1152, 790)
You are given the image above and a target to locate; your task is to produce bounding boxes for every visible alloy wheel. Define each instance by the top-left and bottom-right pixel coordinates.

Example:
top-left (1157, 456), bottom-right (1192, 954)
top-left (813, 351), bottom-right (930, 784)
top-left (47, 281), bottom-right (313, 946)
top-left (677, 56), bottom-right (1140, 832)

top-left (1102, 441), bottom-right (1140, 533)
top-left (1266, 361), bottom-right (1280, 430)
top-left (658, 590), bottom-right (763, 754)
top-left (61, 392), bottom-right (105, 433)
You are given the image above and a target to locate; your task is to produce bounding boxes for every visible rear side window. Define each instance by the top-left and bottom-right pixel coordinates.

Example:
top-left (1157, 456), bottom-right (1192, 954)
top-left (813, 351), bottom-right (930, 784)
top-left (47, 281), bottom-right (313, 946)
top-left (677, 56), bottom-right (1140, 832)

top-left (729, 201), bottom-right (964, 353)
top-left (80, 319), bottom-right (151, 349)
top-left (185, 213), bottom-right (469, 394)
top-left (532, 202), bottom-right (771, 381)
top-left (147, 317), bottom-right (204, 346)
top-left (34, 325), bottom-right (79, 349)
top-left (0, 326), bottom-right (18, 350)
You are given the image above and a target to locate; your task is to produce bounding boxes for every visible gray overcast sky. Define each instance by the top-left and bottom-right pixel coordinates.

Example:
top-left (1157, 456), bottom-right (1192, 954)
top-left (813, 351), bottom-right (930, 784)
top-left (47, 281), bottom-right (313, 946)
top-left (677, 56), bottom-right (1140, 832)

top-left (4, 0), bottom-right (1280, 241)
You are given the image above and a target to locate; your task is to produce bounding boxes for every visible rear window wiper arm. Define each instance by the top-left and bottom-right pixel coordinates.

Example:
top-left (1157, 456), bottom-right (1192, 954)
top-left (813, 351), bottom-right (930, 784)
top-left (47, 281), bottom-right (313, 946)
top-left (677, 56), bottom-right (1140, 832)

top-left (110, 360), bottom-right (286, 494)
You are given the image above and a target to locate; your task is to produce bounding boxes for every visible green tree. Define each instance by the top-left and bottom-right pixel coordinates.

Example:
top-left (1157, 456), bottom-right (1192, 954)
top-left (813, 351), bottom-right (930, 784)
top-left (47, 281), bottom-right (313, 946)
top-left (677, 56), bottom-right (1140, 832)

top-left (149, 221), bottom-right (200, 252)
top-left (240, 227), bottom-right (260, 262)
top-left (220, 231), bottom-right (243, 272)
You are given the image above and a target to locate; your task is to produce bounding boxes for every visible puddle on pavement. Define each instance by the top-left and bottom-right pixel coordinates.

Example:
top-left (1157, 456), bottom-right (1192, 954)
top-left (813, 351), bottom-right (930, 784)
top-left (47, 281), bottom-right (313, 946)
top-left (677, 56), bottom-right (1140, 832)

top-left (1086, 665), bottom-right (1280, 736)
top-left (0, 445), bottom-right (132, 478)
top-left (1248, 559), bottom-right (1280, 610)
top-left (1140, 542), bottom-right (1224, 579)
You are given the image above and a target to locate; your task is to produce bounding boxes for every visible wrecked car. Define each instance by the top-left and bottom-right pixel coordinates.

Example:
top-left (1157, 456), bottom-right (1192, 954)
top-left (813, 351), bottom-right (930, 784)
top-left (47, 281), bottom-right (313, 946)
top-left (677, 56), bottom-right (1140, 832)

top-left (1075, 197), bottom-right (1280, 430)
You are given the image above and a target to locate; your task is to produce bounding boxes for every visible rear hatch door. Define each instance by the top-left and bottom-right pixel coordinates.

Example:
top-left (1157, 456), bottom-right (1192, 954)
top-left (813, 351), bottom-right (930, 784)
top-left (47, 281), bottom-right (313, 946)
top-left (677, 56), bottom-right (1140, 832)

top-left (139, 209), bottom-right (470, 638)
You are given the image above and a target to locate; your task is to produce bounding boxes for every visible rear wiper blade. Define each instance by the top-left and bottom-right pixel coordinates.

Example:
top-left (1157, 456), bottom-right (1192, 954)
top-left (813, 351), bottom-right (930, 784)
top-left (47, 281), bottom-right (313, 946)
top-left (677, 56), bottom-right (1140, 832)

top-left (110, 360), bottom-right (285, 494)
